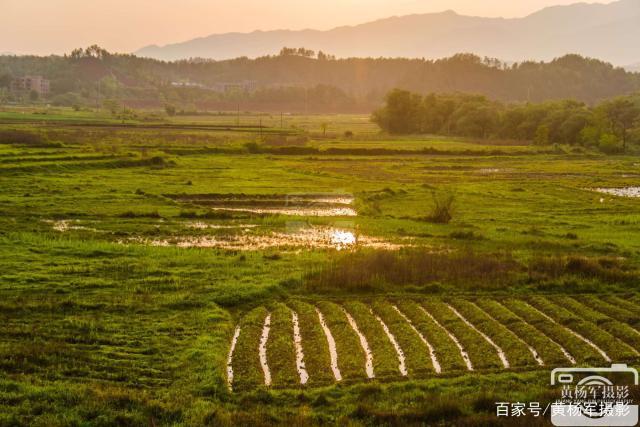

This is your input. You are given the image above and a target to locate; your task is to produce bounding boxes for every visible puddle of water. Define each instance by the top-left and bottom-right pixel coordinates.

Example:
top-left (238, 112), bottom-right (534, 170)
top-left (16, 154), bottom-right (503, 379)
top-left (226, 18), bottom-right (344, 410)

top-left (447, 304), bottom-right (510, 368)
top-left (392, 305), bottom-right (441, 374)
top-left (210, 207), bottom-right (357, 217)
top-left (593, 187), bottom-right (640, 198)
top-left (342, 308), bottom-right (375, 379)
top-left (477, 168), bottom-right (501, 174)
top-left (291, 311), bottom-right (309, 385)
top-left (259, 314), bottom-right (272, 386)
top-left (226, 326), bottom-right (241, 390)
top-left (316, 307), bottom-right (342, 381)
top-left (47, 219), bottom-right (100, 233)
top-left (370, 308), bottom-right (407, 376)
top-left (169, 193), bottom-right (357, 217)
top-left (186, 222), bottom-right (259, 230)
top-left (134, 226), bottom-right (405, 251)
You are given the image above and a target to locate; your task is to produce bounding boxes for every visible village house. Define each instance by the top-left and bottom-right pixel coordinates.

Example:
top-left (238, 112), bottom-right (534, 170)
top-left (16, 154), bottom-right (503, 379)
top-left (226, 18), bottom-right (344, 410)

top-left (10, 75), bottom-right (50, 95)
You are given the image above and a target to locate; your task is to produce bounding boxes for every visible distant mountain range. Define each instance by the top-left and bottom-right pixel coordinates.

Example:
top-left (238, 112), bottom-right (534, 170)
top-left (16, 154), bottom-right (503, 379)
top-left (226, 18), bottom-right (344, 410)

top-left (137, 0), bottom-right (640, 66)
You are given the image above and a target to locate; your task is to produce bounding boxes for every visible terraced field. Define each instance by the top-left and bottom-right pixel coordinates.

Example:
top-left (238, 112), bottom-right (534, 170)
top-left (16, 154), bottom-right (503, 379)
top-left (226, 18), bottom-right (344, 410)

top-left (227, 296), bottom-right (640, 391)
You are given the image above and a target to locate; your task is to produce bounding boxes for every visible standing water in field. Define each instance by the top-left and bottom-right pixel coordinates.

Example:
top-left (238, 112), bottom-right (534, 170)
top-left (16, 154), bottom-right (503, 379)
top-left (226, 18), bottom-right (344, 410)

top-left (259, 314), bottom-right (272, 386)
top-left (593, 187), bottom-right (640, 198)
top-left (371, 308), bottom-right (407, 376)
top-left (226, 326), bottom-right (241, 390)
top-left (447, 304), bottom-right (510, 368)
top-left (524, 302), bottom-right (611, 363)
top-left (418, 305), bottom-right (473, 371)
top-left (291, 311), bottom-right (309, 385)
top-left (342, 308), bottom-right (375, 379)
top-left (315, 307), bottom-right (342, 381)
top-left (393, 305), bottom-right (441, 374)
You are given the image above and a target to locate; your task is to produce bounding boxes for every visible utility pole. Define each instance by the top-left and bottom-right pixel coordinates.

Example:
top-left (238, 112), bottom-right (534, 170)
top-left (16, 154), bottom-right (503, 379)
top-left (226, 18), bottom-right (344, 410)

top-left (259, 118), bottom-right (263, 140)
top-left (280, 112), bottom-right (283, 129)
top-left (236, 103), bottom-right (240, 127)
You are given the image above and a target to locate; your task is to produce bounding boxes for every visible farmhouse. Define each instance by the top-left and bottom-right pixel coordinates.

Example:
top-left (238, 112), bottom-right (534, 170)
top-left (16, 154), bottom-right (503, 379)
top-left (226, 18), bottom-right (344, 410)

top-left (10, 75), bottom-right (50, 95)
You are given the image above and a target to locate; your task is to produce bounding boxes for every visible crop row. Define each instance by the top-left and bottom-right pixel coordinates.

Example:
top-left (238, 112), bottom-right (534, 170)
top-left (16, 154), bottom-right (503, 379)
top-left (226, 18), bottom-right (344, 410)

top-left (227, 296), bottom-right (640, 391)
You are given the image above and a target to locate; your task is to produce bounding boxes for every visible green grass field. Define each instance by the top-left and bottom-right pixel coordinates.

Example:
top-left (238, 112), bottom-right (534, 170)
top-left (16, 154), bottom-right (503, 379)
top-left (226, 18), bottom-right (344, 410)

top-left (1, 109), bottom-right (640, 426)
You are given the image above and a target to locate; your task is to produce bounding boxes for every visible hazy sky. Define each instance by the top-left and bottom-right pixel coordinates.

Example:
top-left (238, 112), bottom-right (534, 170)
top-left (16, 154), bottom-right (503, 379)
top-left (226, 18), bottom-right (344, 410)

top-left (1, 0), bottom-right (604, 55)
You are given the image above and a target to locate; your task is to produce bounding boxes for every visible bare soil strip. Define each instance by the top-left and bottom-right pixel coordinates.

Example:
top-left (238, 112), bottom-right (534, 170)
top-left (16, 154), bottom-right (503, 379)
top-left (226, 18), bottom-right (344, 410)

top-left (523, 302), bottom-right (611, 363)
top-left (315, 307), bottom-right (342, 381)
top-left (418, 305), bottom-right (473, 371)
top-left (370, 308), bottom-right (408, 376)
top-left (226, 325), bottom-right (241, 390)
top-left (447, 304), bottom-right (510, 368)
top-left (470, 302), bottom-right (544, 366)
top-left (291, 311), bottom-right (309, 385)
top-left (259, 314), bottom-right (272, 386)
top-left (392, 305), bottom-right (441, 374)
top-left (342, 308), bottom-right (375, 378)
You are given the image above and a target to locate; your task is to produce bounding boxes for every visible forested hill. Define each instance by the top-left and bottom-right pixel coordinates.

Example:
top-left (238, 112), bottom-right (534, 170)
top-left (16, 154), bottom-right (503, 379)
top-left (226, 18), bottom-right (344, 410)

top-left (1, 48), bottom-right (639, 113)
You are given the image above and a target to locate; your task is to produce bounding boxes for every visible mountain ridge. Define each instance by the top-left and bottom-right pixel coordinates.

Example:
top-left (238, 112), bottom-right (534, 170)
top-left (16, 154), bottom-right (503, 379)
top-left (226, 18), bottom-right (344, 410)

top-left (136, 0), bottom-right (640, 65)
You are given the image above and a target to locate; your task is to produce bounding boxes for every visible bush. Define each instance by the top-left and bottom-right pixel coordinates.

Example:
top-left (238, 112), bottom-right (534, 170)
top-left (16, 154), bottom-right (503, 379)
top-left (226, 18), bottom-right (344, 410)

top-left (427, 191), bottom-right (455, 224)
top-left (598, 133), bottom-right (623, 154)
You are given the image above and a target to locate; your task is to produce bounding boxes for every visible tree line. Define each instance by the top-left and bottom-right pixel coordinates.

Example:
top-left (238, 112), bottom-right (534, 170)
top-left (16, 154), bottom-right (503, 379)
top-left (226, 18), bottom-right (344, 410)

top-left (372, 89), bottom-right (640, 152)
top-left (1, 47), bottom-right (640, 112)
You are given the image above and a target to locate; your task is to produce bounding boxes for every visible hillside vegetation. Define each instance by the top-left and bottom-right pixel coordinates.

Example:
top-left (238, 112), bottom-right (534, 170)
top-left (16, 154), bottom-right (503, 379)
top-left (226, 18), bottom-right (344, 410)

top-left (1, 47), bottom-right (639, 112)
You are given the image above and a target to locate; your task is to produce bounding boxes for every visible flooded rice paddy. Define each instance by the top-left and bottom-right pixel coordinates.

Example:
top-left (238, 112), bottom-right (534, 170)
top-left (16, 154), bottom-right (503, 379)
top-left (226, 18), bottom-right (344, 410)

top-left (166, 193), bottom-right (358, 216)
top-left (593, 187), bottom-right (640, 198)
top-left (143, 226), bottom-right (404, 251)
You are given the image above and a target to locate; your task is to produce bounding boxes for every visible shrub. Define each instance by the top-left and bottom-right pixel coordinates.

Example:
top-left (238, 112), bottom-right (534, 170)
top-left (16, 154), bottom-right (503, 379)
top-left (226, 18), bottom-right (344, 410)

top-left (427, 191), bottom-right (455, 224)
top-left (598, 133), bottom-right (623, 154)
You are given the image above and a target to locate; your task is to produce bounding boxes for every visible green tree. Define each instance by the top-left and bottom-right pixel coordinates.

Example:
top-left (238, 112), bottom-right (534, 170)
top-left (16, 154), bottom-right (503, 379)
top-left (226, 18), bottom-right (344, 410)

top-left (372, 89), bottom-right (423, 134)
top-left (165, 104), bottom-right (177, 116)
top-left (534, 124), bottom-right (550, 145)
top-left (598, 97), bottom-right (640, 152)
